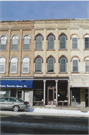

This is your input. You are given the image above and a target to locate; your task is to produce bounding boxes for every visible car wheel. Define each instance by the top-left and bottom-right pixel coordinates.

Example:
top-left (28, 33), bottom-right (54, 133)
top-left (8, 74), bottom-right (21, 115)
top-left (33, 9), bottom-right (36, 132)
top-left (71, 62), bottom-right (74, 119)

top-left (13, 106), bottom-right (19, 112)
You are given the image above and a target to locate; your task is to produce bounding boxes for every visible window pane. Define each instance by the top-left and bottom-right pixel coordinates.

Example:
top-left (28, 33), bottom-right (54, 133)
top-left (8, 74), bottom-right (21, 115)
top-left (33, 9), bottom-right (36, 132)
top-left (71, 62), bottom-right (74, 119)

top-left (36, 43), bottom-right (42, 50)
top-left (48, 65), bottom-right (54, 72)
top-left (36, 36), bottom-right (42, 42)
top-left (60, 35), bottom-right (65, 41)
top-left (35, 65), bottom-right (41, 72)
top-left (85, 38), bottom-right (89, 42)
top-left (48, 59), bottom-right (54, 64)
top-left (60, 65), bottom-right (66, 72)
top-left (60, 58), bottom-right (66, 64)
top-left (1, 40), bottom-right (6, 44)
top-left (72, 43), bottom-right (77, 49)
top-left (48, 42), bottom-right (54, 49)
top-left (1, 45), bottom-right (6, 50)
top-left (36, 58), bottom-right (41, 64)
top-left (12, 45), bottom-right (17, 50)
top-left (85, 43), bottom-right (89, 49)
top-left (12, 39), bottom-right (18, 44)
top-left (73, 66), bottom-right (78, 72)
top-left (23, 44), bottom-right (29, 50)
top-left (10, 62), bottom-right (17, 73)
top-left (73, 60), bottom-right (78, 65)
top-left (86, 66), bottom-right (89, 72)
top-left (24, 39), bottom-right (29, 44)
top-left (0, 63), bottom-right (4, 72)
top-left (23, 62), bottom-right (29, 73)
top-left (60, 42), bottom-right (65, 49)
top-left (48, 35), bottom-right (54, 41)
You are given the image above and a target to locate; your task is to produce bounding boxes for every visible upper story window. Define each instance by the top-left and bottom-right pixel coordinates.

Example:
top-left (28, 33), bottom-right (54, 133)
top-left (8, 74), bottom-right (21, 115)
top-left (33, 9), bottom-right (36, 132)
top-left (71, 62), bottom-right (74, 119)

top-left (36, 36), bottom-right (42, 50)
top-left (10, 57), bottom-right (18, 73)
top-left (0, 57), bottom-right (6, 73)
top-left (0, 35), bottom-right (7, 50)
top-left (72, 57), bottom-right (78, 72)
top-left (60, 35), bottom-right (66, 49)
top-left (60, 57), bottom-right (66, 72)
top-left (23, 35), bottom-right (31, 50)
top-left (47, 58), bottom-right (54, 72)
top-left (48, 35), bottom-right (54, 50)
top-left (72, 35), bottom-right (78, 49)
top-left (85, 57), bottom-right (89, 72)
top-left (35, 58), bottom-right (42, 73)
top-left (84, 35), bottom-right (89, 49)
top-left (22, 57), bottom-right (30, 73)
top-left (11, 35), bottom-right (19, 50)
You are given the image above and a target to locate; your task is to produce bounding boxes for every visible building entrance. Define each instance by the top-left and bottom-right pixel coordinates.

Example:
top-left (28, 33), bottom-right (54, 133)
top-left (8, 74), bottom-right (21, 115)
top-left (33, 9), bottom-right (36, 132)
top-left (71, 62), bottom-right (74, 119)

top-left (47, 86), bottom-right (56, 105)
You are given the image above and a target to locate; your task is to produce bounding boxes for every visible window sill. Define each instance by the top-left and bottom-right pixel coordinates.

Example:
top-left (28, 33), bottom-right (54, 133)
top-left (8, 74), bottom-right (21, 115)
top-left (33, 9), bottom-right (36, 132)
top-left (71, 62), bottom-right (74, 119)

top-left (0, 50), bottom-right (7, 51)
top-left (21, 72), bottom-right (30, 74)
top-left (35, 49), bottom-right (43, 51)
top-left (47, 49), bottom-right (55, 51)
top-left (71, 72), bottom-right (80, 74)
top-left (59, 49), bottom-right (67, 51)
top-left (34, 72), bottom-right (43, 74)
top-left (71, 49), bottom-right (79, 51)
top-left (84, 72), bottom-right (89, 74)
top-left (22, 49), bottom-right (30, 51)
top-left (0, 72), bottom-right (6, 74)
top-left (9, 73), bottom-right (17, 74)
top-left (84, 49), bottom-right (89, 51)
top-left (59, 72), bottom-right (67, 74)
top-left (10, 50), bottom-right (18, 51)
top-left (46, 72), bottom-right (55, 74)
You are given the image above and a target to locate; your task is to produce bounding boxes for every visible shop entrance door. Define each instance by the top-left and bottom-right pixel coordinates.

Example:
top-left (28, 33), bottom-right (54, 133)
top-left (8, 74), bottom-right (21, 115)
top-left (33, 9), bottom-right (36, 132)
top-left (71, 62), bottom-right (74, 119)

top-left (47, 86), bottom-right (56, 105)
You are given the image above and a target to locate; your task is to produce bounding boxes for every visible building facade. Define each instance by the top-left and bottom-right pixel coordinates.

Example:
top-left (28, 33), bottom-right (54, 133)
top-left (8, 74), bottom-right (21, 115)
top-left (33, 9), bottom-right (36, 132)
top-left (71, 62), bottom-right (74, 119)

top-left (0, 19), bottom-right (89, 107)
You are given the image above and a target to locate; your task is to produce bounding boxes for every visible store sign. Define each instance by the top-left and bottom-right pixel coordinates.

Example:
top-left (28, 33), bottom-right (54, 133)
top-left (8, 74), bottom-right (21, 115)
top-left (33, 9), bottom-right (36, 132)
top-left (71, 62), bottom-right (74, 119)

top-left (0, 80), bottom-right (33, 88)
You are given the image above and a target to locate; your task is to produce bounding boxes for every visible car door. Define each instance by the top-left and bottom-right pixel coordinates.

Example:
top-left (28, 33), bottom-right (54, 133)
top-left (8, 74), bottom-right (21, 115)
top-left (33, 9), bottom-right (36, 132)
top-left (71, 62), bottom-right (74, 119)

top-left (5, 98), bottom-right (16, 110)
top-left (0, 98), bottom-right (6, 109)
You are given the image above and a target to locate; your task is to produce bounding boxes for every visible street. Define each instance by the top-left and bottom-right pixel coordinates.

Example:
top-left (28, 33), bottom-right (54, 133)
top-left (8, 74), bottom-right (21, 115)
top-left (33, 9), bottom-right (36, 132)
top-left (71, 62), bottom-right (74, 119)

top-left (0, 111), bottom-right (89, 134)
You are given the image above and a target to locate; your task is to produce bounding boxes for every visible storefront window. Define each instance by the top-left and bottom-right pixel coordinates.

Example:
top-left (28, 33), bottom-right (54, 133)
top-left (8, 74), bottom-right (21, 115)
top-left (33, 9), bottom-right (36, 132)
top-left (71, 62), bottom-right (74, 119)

top-left (0, 89), bottom-right (10, 98)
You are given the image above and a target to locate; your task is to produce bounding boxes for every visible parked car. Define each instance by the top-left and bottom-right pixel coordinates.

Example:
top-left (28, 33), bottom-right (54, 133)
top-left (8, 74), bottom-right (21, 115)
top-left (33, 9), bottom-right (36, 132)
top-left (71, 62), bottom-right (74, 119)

top-left (0, 97), bottom-right (30, 112)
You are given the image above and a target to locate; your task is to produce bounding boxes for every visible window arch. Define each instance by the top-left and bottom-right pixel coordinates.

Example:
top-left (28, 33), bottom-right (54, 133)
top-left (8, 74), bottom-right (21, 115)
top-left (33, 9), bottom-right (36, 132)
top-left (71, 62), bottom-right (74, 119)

top-left (23, 35), bottom-right (31, 50)
top-left (10, 57), bottom-right (18, 73)
top-left (47, 58), bottom-right (54, 72)
top-left (35, 58), bottom-right (42, 73)
top-left (72, 35), bottom-right (78, 49)
top-left (59, 35), bottom-right (66, 49)
top-left (48, 35), bottom-right (54, 50)
top-left (0, 35), bottom-right (7, 50)
top-left (36, 35), bottom-right (42, 50)
top-left (0, 57), bottom-right (6, 73)
top-left (84, 35), bottom-right (89, 49)
top-left (60, 57), bottom-right (66, 72)
top-left (11, 35), bottom-right (19, 50)
top-left (85, 57), bottom-right (89, 72)
top-left (72, 57), bottom-right (78, 72)
top-left (22, 57), bottom-right (30, 73)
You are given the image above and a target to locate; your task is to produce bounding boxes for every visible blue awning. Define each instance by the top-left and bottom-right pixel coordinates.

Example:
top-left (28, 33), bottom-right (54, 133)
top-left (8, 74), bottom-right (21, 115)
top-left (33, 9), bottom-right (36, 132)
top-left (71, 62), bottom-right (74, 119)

top-left (0, 80), bottom-right (33, 88)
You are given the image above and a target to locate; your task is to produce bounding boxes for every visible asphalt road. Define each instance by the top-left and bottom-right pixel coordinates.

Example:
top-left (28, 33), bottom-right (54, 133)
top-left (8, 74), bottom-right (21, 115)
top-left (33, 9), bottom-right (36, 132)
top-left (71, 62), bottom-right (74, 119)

top-left (0, 112), bottom-right (89, 134)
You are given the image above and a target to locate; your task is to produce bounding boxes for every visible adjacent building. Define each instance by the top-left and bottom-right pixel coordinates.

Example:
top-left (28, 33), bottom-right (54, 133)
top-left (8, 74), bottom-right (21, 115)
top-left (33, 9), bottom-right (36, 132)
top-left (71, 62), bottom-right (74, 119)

top-left (0, 19), bottom-right (89, 107)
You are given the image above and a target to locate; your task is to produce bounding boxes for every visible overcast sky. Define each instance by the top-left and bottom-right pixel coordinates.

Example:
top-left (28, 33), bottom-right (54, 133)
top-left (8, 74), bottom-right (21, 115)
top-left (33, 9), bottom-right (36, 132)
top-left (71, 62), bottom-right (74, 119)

top-left (0, 1), bottom-right (89, 21)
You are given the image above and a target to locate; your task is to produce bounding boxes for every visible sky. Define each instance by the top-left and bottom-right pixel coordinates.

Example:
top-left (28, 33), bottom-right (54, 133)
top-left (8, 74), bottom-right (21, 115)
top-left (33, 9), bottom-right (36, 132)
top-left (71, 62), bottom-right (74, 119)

top-left (0, 1), bottom-right (89, 21)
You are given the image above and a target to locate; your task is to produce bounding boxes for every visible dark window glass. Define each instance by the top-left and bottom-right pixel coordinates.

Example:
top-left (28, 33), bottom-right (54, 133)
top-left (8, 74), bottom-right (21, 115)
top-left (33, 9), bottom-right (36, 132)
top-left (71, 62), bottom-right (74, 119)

top-left (72, 38), bottom-right (77, 49)
top-left (23, 39), bottom-right (30, 50)
top-left (60, 58), bottom-right (66, 72)
top-left (60, 35), bottom-right (66, 49)
top-left (12, 39), bottom-right (18, 50)
top-left (85, 60), bottom-right (89, 72)
top-left (35, 58), bottom-right (42, 72)
top-left (73, 59), bottom-right (78, 72)
top-left (47, 58), bottom-right (54, 72)
top-left (85, 37), bottom-right (89, 49)
top-left (48, 35), bottom-right (54, 50)
top-left (36, 36), bottom-right (42, 50)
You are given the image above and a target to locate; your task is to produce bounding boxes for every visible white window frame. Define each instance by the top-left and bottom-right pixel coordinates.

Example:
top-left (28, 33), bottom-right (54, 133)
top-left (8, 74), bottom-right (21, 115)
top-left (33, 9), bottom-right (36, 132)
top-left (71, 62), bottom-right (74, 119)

top-left (72, 57), bottom-right (79, 72)
top-left (0, 57), bottom-right (6, 73)
top-left (23, 35), bottom-right (31, 50)
top-left (72, 35), bottom-right (78, 49)
top-left (22, 57), bottom-right (29, 73)
top-left (84, 35), bottom-right (89, 49)
top-left (10, 58), bottom-right (17, 73)
top-left (11, 35), bottom-right (19, 50)
top-left (0, 36), bottom-right (7, 50)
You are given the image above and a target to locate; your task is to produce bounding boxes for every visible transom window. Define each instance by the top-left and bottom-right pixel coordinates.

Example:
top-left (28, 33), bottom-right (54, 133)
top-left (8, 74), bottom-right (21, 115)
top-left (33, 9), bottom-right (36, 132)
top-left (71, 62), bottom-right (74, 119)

top-left (0, 36), bottom-right (7, 50)
top-left (85, 36), bottom-right (89, 49)
top-left (23, 35), bottom-right (30, 50)
top-left (85, 58), bottom-right (89, 72)
top-left (72, 35), bottom-right (78, 49)
top-left (60, 35), bottom-right (66, 49)
top-left (48, 35), bottom-right (54, 50)
top-left (47, 58), bottom-right (54, 72)
top-left (35, 58), bottom-right (42, 72)
top-left (22, 57), bottom-right (29, 73)
top-left (72, 57), bottom-right (78, 72)
top-left (60, 57), bottom-right (66, 72)
top-left (11, 36), bottom-right (19, 50)
top-left (10, 57), bottom-right (18, 73)
top-left (0, 57), bottom-right (6, 73)
top-left (36, 36), bottom-right (42, 50)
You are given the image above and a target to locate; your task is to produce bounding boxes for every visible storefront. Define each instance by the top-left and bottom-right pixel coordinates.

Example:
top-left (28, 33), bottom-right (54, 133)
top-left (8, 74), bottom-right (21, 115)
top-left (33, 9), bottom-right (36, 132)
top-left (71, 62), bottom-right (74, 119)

top-left (33, 77), bottom-right (70, 107)
top-left (0, 79), bottom-right (33, 106)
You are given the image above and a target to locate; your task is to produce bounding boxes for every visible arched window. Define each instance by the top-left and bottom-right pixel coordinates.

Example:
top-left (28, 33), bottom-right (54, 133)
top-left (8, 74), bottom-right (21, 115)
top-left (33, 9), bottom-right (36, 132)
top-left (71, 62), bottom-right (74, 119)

top-left (35, 58), bottom-right (42, 72)
top-left (72, 35), bottom-right (78, 49)
top-left (0, 35), bottom-right (7, 50)
top-left (36, 36), bottom-right (42, 50)
top-left (72, 57), bottom-right (78, 72)
top-left (60, 35), bottom-right (66, 49)
top-left (10, 57), bottom-right (18, 73)
top-left (48, 35), bottom-right (54, 50)
top-left (84, 35), bottom-right (89, 49)
top-left (23, 35), bottom-right (31, 50)
top-left (22, 57), bottom-right (30, 73)
top-left (0, 57), bottom-right (6, 73)
top-left (85, 57), bottom-right (89, 72)
top-left (47, 58), bottom-right (54, 72)
top-left (60, 57), bottom-right (66, 72)
top-left (11, 35), bottom-right (19, 50)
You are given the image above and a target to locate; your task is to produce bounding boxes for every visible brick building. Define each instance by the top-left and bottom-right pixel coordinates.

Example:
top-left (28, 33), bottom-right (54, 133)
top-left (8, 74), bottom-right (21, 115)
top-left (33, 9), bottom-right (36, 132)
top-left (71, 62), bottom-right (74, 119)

top-left (0, 19), bottom-right (89, 107)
